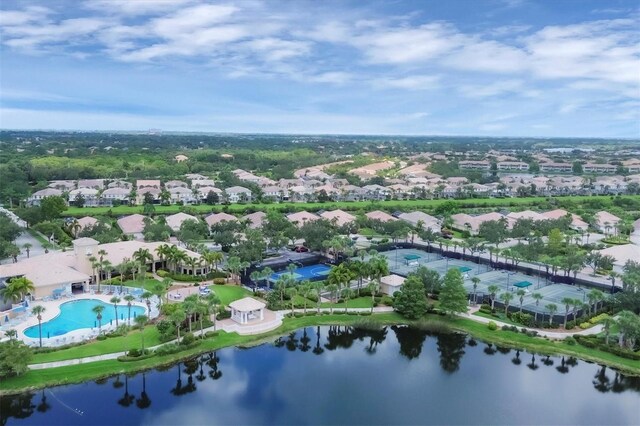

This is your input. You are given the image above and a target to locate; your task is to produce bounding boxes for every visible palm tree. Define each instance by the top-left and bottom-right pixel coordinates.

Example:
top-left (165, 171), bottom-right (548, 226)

top-left (2, 276), bottom-right (35, 305)
top-left (602, 317), bottom-right (613, 345)
top-left (299, 281), bottom-right (312, 314)
top-left (23, 243), bottom-right (32, 259)
top-left (209, 251), bottom-right (224, 272)
top-left (487, 285), bottom-right (499, 310)
top-left (184, 294), bottom-right (199, 333)
top-left (500, 292), bottom-right (513, 316)
top-left (326, 284), bottom-right (339, 313)
top-left (152, 282), bottom-right (166, 308)
top-left (546, 303), bottom-right (558, 326)
top-left (571, 298), bottom-right (583, 323)
top-left (368, 280), bottom-right (379, 313)
top-left (134, 315), bottom-right (148, 354)
top-left (226, 256), bottom-right (242, 284)
top-left (195, 300), bottom-right (208, 339)
top-left (110, 296), bottom-right (121, 326)
top-left (342, 288), bottom-right (354, 313)
top-left (516, 289), bottom-right (526, 313)
top-left (118, 259), bottom-right (130, 292)
top-left (471, 277), bottom-right (480, 306)
top-left (313, 281), bottom-right (324, 314)
top-left (155, 244), bottom-right (172, 270)
top-left (587, 289), bottom-right (599, 316)
top-left (207, 293), bottom-right (221, 331)
top-left (287, 287), bottom-right (298, 315)
top-left (531, 292), bottom-right (543, 323)
top-left (124, 294), bottom-right (135, 325)
top-left (133, 248), bottom-right (154, 279)
top-left (171, 308), bottom-right (186, 342)
top-left (561, 297), bottom-right (574, 329)
top-left (31, 305), bottom-right (46, 347)
top-left (142, 291), bottom-right (153, 314)
top-left (92, 304), bottom-right (105, 335)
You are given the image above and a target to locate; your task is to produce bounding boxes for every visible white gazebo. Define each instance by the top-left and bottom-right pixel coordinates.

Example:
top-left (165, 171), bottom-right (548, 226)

top-left (229, 297), bottom-right (266, 324)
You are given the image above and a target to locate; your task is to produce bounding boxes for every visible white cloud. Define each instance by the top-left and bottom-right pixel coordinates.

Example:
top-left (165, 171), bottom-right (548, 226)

top-left (0, 6), bottom-right (51, 26)
top-left (374, 75), bottom-right (441, 90)
top-left (84, 0), bottom-right (194, 16)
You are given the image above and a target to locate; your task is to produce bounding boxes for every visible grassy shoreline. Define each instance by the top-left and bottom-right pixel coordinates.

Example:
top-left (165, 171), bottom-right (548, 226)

top-left (58, 195), bottom-right (640, 217)
top-left (1, 312), bottom-right (638, 395)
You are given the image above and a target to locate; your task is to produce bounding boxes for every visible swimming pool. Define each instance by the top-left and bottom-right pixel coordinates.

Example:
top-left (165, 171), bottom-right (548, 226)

top-left (269, 264), bottom-right (332, 283)
top-left (24, 299), bottom-right (145, 339)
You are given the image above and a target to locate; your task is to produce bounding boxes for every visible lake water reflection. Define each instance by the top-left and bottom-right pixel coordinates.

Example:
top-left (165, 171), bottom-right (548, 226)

top-left (2, 326), bottom-right (639, 425)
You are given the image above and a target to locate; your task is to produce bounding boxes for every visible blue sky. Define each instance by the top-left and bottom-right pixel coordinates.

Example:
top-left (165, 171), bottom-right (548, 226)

top-left (1, 0), bottom-right (638, 137)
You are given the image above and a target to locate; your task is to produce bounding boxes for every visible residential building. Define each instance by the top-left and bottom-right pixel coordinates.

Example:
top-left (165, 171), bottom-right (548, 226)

top-left (117, 214), bottom-right (148, 240)
top-left (28, 188), bottom-right (63, 206)
top-left (205, 212), bottom-right (237, 228)
top-left (497, 161), bottom-right (529, 171)
top-left (101, 187), bottom-right (129, 205)
top-left (242, 212), bottom-right (267, 229)
top-left (397, 211), bottom-right (440, 231)
top-left (583, 163), bottom-right (617, 173)
top-left (225, 186), bottom-right (252, 203)
top-left (594, 211), bottom-right (621, 234)
top-left (165, 212), bottom-right (199, 232)
top-left (365, 210), bottom-right (396, 222)
top-left (459, 160), bottom-right (490, 170)
top-left (319, 209), bottom-right (356, 227)
top-left (540, 163), bottom-right (572, 173)
top-left (287, 211), bottom-right (319, 227)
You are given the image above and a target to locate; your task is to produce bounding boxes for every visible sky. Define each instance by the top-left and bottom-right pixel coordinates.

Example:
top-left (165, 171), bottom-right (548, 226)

top-left (0, 0), bottom-right (639, 137)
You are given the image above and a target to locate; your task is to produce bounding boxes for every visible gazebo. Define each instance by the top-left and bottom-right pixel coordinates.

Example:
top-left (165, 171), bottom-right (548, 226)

top-left (229, 297), bottom-right (266, 325)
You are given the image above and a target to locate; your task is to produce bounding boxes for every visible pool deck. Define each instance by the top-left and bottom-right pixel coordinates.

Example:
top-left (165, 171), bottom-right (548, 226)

top-left (4, 293), bottom-right (153, 348)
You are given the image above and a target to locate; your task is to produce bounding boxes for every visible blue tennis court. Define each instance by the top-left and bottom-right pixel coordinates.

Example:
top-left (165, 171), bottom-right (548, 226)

top-left (270, 264), bottom-right (332, 282)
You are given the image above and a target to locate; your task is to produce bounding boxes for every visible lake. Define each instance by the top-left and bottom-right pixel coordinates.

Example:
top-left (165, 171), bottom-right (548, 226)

top-left (2, 326), bottom-right (639, 425)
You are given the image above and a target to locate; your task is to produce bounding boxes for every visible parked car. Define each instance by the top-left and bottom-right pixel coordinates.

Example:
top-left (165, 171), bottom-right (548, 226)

top-left (294, 246), bottom-right (309, 253)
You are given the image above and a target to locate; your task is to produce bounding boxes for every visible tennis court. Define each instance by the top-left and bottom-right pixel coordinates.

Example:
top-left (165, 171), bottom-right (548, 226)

top-left (373, 248), bottom-right (443, 276)
top-left (418, 258), bottom-right (489, 278)
top-left (270, 264), bottom-right (332, 283)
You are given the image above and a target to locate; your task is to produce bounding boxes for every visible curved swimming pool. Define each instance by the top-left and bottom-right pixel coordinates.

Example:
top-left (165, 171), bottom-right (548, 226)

top-left (24, 299), bottom-right (145, 339)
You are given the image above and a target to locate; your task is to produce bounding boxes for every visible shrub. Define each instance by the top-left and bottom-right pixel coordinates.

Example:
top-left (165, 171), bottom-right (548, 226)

top-left (293, 313), bottom-right (304, 318)
top-left (510, 312), bottom-right (534, 327)
top-left (161, 303), bottom-right (179, 316)
top-left (579, 322), bottom-right (592, 329)
top-left (96, 335), bottom-right (107, 341)
top-left (380, 296), bottom-right (394, 306)
top-left (216, 310), bottom-right (231, 320)
top-left (213, 278), bottom-right (226, 285)
top-left (565, 321), bottom-right (576, 330)
top-left (154, 343), bottom-right (182, 356)
top-left (127, 348), bottom-right (141, 357)
top-left (204, 331), bottom-right (219, 338)
top-left (564, 336), bottom-right (577, 346)
top-left (181, 332), bottom-right (196, 346)
top-left (359, 312), bottom-right (372, 316)
top-left (589, 313), bottom-right (610, 324)
top-left (156, 270), bottom-right (169, 277)
top-left (487, 321), bottom-right (497, 331)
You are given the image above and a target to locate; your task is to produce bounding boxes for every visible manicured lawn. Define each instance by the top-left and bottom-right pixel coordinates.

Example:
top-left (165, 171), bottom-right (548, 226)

top-left (30, 326), bottom-right (162, 364)
top-left (321, 296), bottom-right (374, 309)
top-left (208, 284), bottom-right (252, 305)
top-left (473, 310), bottom-right (522, 326)
top-left (3, 311), bottom-right (639, 393)
top-left (116, 278), bottom-right (163, 292)
top-left (60, 195), bottom-right (640, 217)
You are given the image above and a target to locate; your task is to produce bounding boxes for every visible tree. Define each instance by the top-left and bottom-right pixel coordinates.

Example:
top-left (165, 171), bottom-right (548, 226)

top-left (171, 308), bottom-right (187, 342)
top-left (413, 266), bottom-right (442, 296)
top-left (110, 296), bottom-right (121, 327)
top-left (207, 293), bottom-right (221, 331)
top-left (471, 276), bottom-right (480, 305)
top-left (205, 190), bottom-right (219, 205)
top-left (487, 285), bottom-right (499, 310)
top-left (0, 340), bottom-right (32, 379)
top-left (133, 248), bottom-right (153, 279)
top-left (616, 311), bottom-right (640, 350)
top-left (134, 315), bottom-right (148, 354)
top-left (368, 280), bottom-right (379, 313)
top-left (184, 294), bottom-right (199, 333)
top-left (561, 297), bottom-right (574, 329)
top-left (0, 276), bottom-right (35, 304)
top-left (40, 196), bottom-right (67, 220)
top-left (124, 294), bottom-right (135, 324)
top-left (531, 292), bottom-right (543, 323)
top-left (22, 243), bottom-right (32, 259)
top-left (92, 304), bottom-right (105, 335)
top-left (500, 292), bottom-right (514, 316)
top-left (516, 289), bottom-right (526, 313)
top-left (31, 305), bottom-right (46, 348)
top-left (393, 275), bottom-right (428, 319)
top-left (546, 303), bottom-right (558, 325)
top-left (439, 269), bottom-right (468, 315)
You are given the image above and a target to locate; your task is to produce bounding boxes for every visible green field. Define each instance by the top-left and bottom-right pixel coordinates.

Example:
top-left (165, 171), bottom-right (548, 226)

top-left (60, 195), bottom-right (640, 217)
top-left (3, 311), bottom-right (639, 394)
top-left (208, 284), bottom-right (252, 305)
